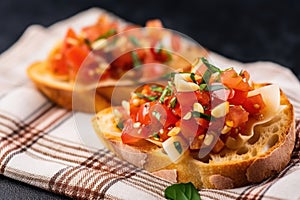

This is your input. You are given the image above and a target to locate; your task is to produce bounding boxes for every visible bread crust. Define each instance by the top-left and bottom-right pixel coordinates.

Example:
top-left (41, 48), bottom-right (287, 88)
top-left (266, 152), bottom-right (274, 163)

top-left (92, 87), bottom-right (295, 189)
top-left (27, 61), bottom-right (110, 112)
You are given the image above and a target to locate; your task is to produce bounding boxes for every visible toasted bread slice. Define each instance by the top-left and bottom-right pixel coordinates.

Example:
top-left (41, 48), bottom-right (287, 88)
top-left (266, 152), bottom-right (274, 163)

top-left (92, 88), bottom-right (295, 189)
top-left (27, 61), bottom-right (110, 112)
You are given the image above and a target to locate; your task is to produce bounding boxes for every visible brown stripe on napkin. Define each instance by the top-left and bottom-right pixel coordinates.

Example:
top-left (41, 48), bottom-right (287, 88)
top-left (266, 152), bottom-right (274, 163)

top-left (0, 106), bottom-right (71, 173)
top-left (48, 146), bottom-right (170, 199)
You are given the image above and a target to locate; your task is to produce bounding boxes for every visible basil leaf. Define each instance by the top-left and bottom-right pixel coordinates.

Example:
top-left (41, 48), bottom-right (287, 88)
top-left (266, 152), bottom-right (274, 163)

top-left (150, 85), bottom-right (164, 93)
top-left (169, 97), bottom-right (177, 108)
top-left (190, 73), bottom-right (197, 84)
top-left (131, 51), bottom-right (142, 68)
top-left (191, 111), bottom-right (212, 121)
top-left (199, 84), bottom-right (207, 91)
top-left (159, 84), bottom-right (173, 103)
top-left (206, 84), bottom-right (228, 91)
top-left (201, 57), bottom-right (221, 74)
top-left (129, 36), bottom-right (140, 46)
top-left (201, 57), bottom-right (222, 83)
top-left (164, 182), bottom-right (201, 200)
top-left (95, 29), bottom-right (117, 41)
top-left (135, 93), bottom-right (158, 101)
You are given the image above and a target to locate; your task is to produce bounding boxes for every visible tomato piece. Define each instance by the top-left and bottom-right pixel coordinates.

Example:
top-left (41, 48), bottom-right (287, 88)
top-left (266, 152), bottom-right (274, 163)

top-left (150, 47), bottom-right (171, 63)
top-left (110, 49), bottom-right (147, 78)
top-left (240, 70), bottom-right (250, 81)
top-left (82, 15), bottom-right (118, 42)
top-left (221, 69), bottom-right (250, 91)
top-left (226, 106), bottom-right (249, 128)
top-left (136, 102), bottom-right (154, 125)
top-left (242, 94), bottom-right (265, 115)
top-left (121, 119), bottom-right (144, 144)
top-left (49, 50), bottom-right (68, 75)
top-left (62, 28), bottom-right (79, 50)
top-left (146, 19), bottom-right (163, 28)
top-left (195, 90), bottom-right (210, 107)
top-left (65, 45), bottom-right (90, 80)
top-left (228, 89), bottom-right (248, 105)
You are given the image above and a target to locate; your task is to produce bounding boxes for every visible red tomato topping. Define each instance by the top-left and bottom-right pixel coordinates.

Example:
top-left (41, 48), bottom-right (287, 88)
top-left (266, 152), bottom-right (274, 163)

top-left (228, 89), bottom-right (248, 105)
top-left (226, 106), bottom-right (249, 128)
top-left (221, 69), bottom-right (251, 91)
top-left (146, 19), bottom-right (163, 28)
top-left (243, 94), bottom-right (266, 115)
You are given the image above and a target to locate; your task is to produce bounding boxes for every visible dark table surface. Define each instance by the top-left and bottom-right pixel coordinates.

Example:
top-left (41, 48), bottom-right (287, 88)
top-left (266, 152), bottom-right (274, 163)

top-left (1, 0), bottom-right (300, 199)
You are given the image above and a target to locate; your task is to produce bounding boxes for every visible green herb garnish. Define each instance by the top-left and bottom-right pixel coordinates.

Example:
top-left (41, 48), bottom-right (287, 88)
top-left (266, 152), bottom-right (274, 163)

top-left (150, 85), bottom-right (164, 93)
top-left (199, 83), bottom-right (207, 91)
top-left (164, 182), bottom-right (201, 200)
top-left (95, 29), bottom-right (117, 41)
top-left (190, 73), bottom-right (197, 84)
top-left (129, 36), bottom-right (140, 46)
top-left (159, 83), bottom-right (173, 103)
top-left (135, 93), bottom-right (158, 101)
top-left (201, 57), bottom-right (222, 83)
top-left (169, 97), bottom-right (177, 108)
top-left (191, 111), bottom-right (212, 121)
top-left (131, 51), bottom-right (142, 68)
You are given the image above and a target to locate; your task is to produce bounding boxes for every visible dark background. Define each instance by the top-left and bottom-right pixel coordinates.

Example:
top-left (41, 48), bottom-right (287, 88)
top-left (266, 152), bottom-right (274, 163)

top-left (0, 0), bottom-right (300, 199)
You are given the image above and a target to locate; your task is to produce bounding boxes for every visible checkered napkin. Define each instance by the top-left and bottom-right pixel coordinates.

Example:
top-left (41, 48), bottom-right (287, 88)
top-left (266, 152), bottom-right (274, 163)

top-left (0, 8), bottom-right (300, 200)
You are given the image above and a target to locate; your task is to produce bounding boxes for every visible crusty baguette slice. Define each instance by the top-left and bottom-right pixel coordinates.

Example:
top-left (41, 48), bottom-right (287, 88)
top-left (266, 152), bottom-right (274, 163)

top-left (27, 61), bottom-right (110, 112)
top-left (92, 87), bottom-right (295, 189)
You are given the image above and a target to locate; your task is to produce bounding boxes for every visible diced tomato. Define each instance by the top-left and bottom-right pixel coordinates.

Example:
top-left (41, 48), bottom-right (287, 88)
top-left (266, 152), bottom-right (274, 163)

top-left (62, 28), bottom-right (79, 50)
top-left (82, 15), bottom-right (118, 42)
top-left (146, 19), bottom-right (163, 28)
top-left (226, 105), bottom-right (249, 128)
top-left (110, 49), bottom-right (147, 78)
top-left (228, 89), bottom-right (248, 105)
top-left (240, 70), bottom-right (250, 81)
top-left (121, 119), bottom-right (144, 144)
top-left (49, 51), bottom-right (68, 75)
top-left (242, 94), bottom-right (265, 115)
top-left (65, 45), bottom-right (90, 80)
top-left (136, 102), bottom-right (154, 125)
top-left (150, 47), bottom-right (171, 63)
top-left (195, 90), bottom-right (210, 106)
top-left (221, 69), bottom-right (251, 91)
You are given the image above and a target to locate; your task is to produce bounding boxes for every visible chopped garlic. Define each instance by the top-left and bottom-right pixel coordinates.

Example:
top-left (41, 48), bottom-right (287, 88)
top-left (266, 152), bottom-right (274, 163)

top-left (193, 102), bottom-right (204, 113)
top-left (162, 136), bottom-right (188, 163)
top-left (167, 127), bottom-right (181, 136)
top-left (211, 101), bottom-right (229, 118)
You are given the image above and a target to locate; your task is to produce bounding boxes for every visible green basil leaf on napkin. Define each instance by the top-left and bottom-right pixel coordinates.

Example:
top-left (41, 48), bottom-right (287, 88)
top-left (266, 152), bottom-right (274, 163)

top-left (164, 182), bottom-right (201, 200)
